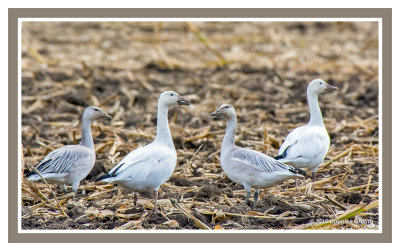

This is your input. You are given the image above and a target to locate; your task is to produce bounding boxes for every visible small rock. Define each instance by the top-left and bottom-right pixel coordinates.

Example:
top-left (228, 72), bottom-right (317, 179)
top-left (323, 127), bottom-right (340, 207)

top-left (162, 220), bottom-right (180, 228)
top-left (293, 203), bottom-right (317, 212)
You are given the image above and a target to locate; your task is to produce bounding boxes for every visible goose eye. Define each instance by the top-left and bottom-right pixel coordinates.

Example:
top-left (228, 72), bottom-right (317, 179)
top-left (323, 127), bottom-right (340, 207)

top-left (170, 93), bottom-right (173, 96)
top-left (94, 108), bottom-right (99, 111)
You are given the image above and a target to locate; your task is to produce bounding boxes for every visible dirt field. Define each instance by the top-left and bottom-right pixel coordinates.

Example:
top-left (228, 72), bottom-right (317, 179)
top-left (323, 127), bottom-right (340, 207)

top-left (21, 22), bottom-right (379, 230)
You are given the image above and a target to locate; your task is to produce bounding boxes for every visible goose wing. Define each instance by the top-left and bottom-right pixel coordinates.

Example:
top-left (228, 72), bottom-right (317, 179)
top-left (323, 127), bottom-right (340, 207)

top-left (277, 126), bottom-right (330, 163)
top-left (232, 148), bottom-right (304, 175)
top-left (277, 125), bottom-right (307, 157)
top-left (33, 145), bottom-right (93, 174)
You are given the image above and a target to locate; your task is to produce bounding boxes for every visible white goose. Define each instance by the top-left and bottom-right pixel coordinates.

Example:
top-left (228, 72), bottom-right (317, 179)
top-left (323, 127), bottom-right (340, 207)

top-left (97, 91), bottom-right (190, 212)
top-left (211, 104), bottom-right (305, 207)
top-left (27, 106), bottom-right (111, 193)
top-left (275, 79), bottom-right (338, 182)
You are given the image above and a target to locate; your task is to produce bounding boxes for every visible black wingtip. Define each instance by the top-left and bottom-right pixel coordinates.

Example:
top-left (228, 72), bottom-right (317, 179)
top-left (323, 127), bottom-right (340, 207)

top-left (286, 164), bottom-right (307, 177)
top-left (24, 170), bottom-right (37, 178)
top-left (294, 167), bottom-right (307, 176)
top-left (96, 173), bottom-right (111, 182)
top-left (275, 147), bottom-right (289, 160)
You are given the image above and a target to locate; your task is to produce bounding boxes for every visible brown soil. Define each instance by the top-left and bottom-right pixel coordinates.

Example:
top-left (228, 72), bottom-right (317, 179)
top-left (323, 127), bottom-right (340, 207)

top-left (21, 22), bottom-right (379, 230)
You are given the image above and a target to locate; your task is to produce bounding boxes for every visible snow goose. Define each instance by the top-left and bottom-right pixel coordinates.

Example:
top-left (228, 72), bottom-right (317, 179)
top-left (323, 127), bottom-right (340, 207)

top-left (27, 106), bottom-right (111, 194)
top-left (275, 79), bottom-right (338, 182)
top-left (211, 104), bottom-right (305, 207)
top-left (96, 91), bottom-right (190, 212)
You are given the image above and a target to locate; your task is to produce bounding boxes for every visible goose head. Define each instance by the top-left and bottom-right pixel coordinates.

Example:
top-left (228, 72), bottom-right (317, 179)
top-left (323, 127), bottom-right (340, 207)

top-left (307, 79), bottom-right (338, 95)
top-left (211, 104), bottom-right (236, 119)
top-left (83, 106), bottom-right (112, 121)
top-left (159, 90), bottom-right (191, 107)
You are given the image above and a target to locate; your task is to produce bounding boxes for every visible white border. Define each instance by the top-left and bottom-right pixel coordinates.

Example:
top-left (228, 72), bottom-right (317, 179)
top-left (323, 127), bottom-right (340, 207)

top-left (19, 18), bottom-right (380, 22)
top-left (378, 18), bottom-right (383, 235)
top-left (18, 17), bottom-right (382, 234)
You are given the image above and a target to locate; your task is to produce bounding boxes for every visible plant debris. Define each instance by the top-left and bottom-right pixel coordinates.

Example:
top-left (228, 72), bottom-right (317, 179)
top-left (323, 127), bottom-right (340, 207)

top-left (21, 22), bottom-right (379, 230)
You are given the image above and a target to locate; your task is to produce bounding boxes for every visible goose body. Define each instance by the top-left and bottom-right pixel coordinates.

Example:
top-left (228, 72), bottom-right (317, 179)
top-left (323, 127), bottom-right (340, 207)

top-left (222, 146), bottom-right (305, 190)
top-left (99, 143), bottom-right (176, 192)
top-left (97, 91), bottom-right (190, 212)
top-left (212, 104), bottom-right (305, 207)
top-left (27, 106), bottom-right (111, 193)
top-left (276, 79), bottom-right (338, 181)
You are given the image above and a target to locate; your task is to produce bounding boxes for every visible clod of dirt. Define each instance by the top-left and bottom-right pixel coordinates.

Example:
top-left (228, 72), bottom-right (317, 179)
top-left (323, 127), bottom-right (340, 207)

top-left (220, 187), bottom-right (234, 198)
top-left (144, 212), bottom-right (168, 226)
top-left (213, 204), bottom-right (250, 215)
top-left (62, 88), bottom-right (88, 107)
top-left (195, 183), bottom-right (222, 201)
top-left (66, 204), bottom-right (86, 219)
top-left (123, 207), bottom-right (143, 214)
top-left (22, 215), bottom-right (70, 230)
top-left (86, 160), bottom-right (108, 182)
top-left (47, 71), bottom-right (74, 82)
top-left (256, 195), bottom-right (298, 214)
top-left (339, 192), bottom-right (363, 204)
top-left (169, 213), bottom-right (191, 228)
top-left (352, 162), bottom-right (369, 175)
top-left (362, 195), bottom-right (373, 204)
top-left (170, 176), bottom-right (192, 187)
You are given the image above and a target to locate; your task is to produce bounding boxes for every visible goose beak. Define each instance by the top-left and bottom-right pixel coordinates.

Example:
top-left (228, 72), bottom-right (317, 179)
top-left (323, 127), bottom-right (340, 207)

top-left (326, 83), bottom-right (338, 91)
top-left (177, 96), bottom-right (191, 105)
top-left (101, 114), bottom-right (112, 120)
top-left (211, 110), bottom-right (222, 117)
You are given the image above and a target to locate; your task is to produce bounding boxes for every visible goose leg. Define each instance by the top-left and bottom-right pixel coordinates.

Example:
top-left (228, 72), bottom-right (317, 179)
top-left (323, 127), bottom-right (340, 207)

top-left (153, 189), bottom-right (159, 212)
top-left (243, 184), bottom-right (251, 206)
top-left (61, 184), bottom-right (68, 193)
top-left (133, 192), bottom-right (138, 208)
top-left (244, 191), bottom-right (251, 206)
top-left (295, 178), bottom-right (302, 192)
top-left (253, 189), bottom-right (260, 208)
top-left (71, 182), bottom-right (79, 199)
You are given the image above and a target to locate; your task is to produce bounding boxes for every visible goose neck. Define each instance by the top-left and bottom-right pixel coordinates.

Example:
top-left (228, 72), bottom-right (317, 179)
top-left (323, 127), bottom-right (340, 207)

top-left (307, 90), bottom-right (324, 126)
top-left (222, 115), bottom-right (237, 151)
top-left (80, 116), bottom-right (94, 149)
top-left (154, 104), bottom-right (174, 148)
